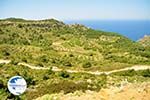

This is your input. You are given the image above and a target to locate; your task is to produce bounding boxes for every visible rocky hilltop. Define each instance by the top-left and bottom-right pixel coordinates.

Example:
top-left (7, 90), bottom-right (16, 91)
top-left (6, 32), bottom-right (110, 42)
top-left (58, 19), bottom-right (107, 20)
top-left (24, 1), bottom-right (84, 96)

top-left (138, 35), bottom-right (150, 47)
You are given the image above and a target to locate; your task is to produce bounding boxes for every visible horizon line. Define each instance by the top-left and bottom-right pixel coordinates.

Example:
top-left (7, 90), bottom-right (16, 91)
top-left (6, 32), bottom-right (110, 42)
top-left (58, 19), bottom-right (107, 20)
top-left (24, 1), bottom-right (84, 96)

top-left (0, 17), bottom-right (150, 21)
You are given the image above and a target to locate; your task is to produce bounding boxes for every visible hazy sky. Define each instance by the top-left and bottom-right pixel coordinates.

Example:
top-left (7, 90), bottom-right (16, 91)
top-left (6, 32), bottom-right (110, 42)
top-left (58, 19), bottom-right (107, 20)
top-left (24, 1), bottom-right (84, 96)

top-left (0, 0), bottom-right (150, 20)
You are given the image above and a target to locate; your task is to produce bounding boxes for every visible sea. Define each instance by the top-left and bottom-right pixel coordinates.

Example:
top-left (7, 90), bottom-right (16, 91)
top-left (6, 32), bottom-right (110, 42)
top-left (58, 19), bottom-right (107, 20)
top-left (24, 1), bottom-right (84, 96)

top-left (65, 20), bottom-right (150, 41)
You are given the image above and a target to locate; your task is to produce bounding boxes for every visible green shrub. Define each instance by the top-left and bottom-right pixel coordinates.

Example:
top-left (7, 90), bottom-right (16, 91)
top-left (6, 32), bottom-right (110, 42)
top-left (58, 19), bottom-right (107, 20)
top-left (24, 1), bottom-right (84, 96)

top-left (24, 76), bottom-right (36, 85)
top-left (141, 69), bottom-right (150, 77)
top-left (69, 54), bottom-right (74, 57)
top-left (47, 67), bottom-right (53, 74)
top-left (0, 64), bottom-right (4, 67)
top-left (43, 74), bottom-right (49, 80)
top-left (10, 60), bottom-right (19, 65)
top-left (0, 80), bottom-right (5, 89)
top-left (3, 51), bottom-right (10, 56)
top-left (59, 71), bottom-right (70, 78)
top-left (37, 63), bottom-right (44, 67)
top-left (82, 62), bottom-right (92, 68)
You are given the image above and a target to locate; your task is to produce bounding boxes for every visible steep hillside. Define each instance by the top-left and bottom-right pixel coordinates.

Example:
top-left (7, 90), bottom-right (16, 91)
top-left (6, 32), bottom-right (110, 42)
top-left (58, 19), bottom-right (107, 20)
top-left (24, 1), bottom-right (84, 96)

top-left (0, 18), bottom-right (150, 100)
top-left (0, 18), bottom-right (150, 71)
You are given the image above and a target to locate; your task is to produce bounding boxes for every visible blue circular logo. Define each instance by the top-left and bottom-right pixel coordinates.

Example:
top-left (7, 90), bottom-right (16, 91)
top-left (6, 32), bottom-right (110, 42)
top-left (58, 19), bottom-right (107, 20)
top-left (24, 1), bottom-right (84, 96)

top-left (7, 76), bottom-right (27, 95)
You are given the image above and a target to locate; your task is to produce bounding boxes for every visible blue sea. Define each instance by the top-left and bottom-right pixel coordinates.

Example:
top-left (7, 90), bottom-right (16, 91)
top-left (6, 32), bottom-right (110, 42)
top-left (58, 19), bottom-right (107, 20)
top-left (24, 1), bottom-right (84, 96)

top-left (65, 20), bottom-right (150, 41)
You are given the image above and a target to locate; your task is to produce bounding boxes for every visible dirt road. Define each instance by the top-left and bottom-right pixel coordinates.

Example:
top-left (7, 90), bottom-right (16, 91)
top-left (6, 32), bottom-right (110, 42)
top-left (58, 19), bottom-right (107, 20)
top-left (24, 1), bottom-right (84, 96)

top-left (0, 59), bottom-right (150, 75)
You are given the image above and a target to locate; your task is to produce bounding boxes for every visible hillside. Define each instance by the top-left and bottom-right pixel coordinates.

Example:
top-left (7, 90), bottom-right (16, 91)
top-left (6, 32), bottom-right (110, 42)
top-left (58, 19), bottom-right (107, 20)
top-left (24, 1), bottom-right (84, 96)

top-left (0, 18), bottom-right (150, 100)
top-left (0, 18), bottom-right (150, 71)
top-left (36, 82), bottom-right (150, 100)
top-left (138, 35), bottom-right (150, 47)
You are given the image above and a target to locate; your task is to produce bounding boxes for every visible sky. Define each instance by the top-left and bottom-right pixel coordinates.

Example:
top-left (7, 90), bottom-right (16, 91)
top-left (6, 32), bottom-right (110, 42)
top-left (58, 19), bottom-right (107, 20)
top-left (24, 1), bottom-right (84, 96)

top-left (0, 0), bottom-right (150, 20)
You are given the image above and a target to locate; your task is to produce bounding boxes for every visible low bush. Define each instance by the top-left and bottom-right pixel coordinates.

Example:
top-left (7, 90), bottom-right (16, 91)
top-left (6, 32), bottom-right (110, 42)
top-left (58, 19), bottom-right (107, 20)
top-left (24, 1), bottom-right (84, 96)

top-left (140, 69), bottom-right (150, 77)
top-left (82, 62), bottom-right (92, 68)
top-left (59, 71), bottom-right (70, 78)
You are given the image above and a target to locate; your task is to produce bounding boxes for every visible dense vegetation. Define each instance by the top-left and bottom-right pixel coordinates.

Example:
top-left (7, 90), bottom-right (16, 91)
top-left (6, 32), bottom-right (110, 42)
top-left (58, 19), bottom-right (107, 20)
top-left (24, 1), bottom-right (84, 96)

top-left (0, 18), bottom-right (150, 71)
top-left (0, 18), bottom-right (150, 99)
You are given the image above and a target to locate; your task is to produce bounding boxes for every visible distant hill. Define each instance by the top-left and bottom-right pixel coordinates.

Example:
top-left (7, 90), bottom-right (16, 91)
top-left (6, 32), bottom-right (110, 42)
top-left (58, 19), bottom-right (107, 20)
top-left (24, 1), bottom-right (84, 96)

top-left (0, 18), bottom-right (27, 22)
top-left (0, 18), bottom-right (150, 71)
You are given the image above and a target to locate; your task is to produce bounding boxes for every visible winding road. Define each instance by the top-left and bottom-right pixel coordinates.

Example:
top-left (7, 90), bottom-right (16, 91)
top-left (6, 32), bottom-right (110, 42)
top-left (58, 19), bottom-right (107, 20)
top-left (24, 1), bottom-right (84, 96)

top-left (0, 59), bottom-right (150, 75)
